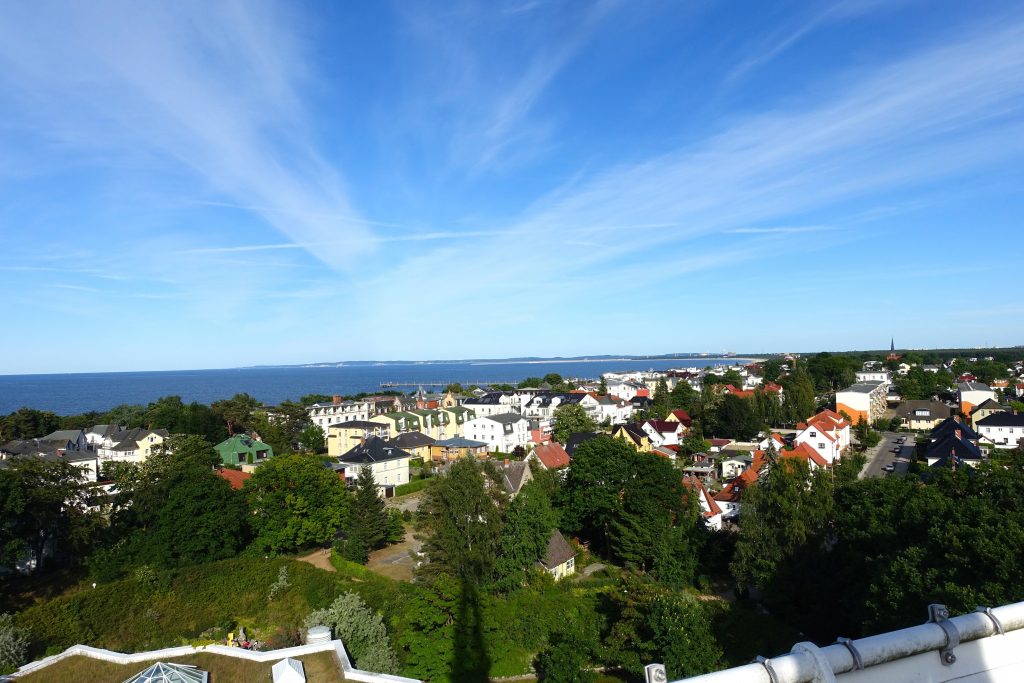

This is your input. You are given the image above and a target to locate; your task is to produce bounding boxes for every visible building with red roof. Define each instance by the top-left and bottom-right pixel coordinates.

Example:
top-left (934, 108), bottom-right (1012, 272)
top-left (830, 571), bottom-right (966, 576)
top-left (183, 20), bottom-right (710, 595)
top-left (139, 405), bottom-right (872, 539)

top-left (217, 467), bottom-right (252, 490)
top-left (530, 442), bottom-right (571, 470)
top-left (794, 409), bottom-right (851, 465)
top-left (667, 409), bottom-right (693, 427)
top-left (683, 475), bottom-right (723, 530)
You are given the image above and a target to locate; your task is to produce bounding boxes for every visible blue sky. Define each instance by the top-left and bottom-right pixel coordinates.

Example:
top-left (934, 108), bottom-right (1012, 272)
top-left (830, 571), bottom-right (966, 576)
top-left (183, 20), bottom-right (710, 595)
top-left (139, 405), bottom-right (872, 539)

top-left (1, 1), bottom-right (1023, 374)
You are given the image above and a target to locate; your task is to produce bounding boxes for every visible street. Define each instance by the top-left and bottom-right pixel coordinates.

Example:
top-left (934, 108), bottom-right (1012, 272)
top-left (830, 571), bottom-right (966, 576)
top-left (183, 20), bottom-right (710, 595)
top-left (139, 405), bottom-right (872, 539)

top-left (860, 430), bottom-right (916, 478)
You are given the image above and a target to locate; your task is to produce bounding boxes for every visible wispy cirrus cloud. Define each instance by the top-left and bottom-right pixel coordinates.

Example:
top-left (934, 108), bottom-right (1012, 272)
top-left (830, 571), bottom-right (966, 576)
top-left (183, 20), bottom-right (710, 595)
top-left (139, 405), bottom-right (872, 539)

top-left (724, 0), bottom-right (919, 83)
top-left (396, 0), bottom-right (626, 173)
top-left (347, 13), bottom-right (1024, 344)
top-left (0, 1), bottom-right (373, 270)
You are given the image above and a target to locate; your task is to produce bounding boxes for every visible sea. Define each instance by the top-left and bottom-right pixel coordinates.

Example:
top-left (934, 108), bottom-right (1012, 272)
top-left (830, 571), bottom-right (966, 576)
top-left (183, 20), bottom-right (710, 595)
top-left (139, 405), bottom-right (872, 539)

top-left (0, 358), bottom-right (749, 416)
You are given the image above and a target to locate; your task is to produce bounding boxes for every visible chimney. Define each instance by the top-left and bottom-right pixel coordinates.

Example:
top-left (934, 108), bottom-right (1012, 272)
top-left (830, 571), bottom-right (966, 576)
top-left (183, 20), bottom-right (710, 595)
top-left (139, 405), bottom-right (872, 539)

top-left (332, 395), bottom-right (342, 405)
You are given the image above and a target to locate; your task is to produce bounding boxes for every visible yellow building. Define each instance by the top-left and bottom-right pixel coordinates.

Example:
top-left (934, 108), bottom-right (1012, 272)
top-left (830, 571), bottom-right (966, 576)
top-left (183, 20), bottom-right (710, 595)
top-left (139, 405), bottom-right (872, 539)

top-left (428, 436), bottom-right (489, 463)
top-left (612, 424), bottom-right (650, 452)
top-left (327, 420), bottom-right (390, 458)
top-left (439, 406), bottom-right (476, 437)
top-left (369, 412), bottom-right (422, 437)
top-left (541, 530), bottom-right (576, 581)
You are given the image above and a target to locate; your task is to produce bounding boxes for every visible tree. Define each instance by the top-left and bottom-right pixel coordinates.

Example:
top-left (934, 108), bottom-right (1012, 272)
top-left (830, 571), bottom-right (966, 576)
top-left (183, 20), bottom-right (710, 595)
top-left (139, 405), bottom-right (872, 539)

top-left (598, 376), bottom-right (608, 395)
top-left (649, 377), bottom-right (671, 420)
top-left (112, 435), bottom-right (249, 569)
top-left (0, 408), bottom-right (61, 441)
top-left (610, 454), bottom-right (698, 583)
top-left (212, 393), bottom-right (261, 434)
top-left (417, 459), bottom-right (502, 585)
top-left (543, 373), bottom-right (565, 388)
top-left (518, 377), bottom-right (543, 389)
top-left (552, 403), bottom-right (596, 444)
top-left (246, 453), bottom-right (350, 554)
top-left (603, 577), bottom-right (721, 679)
top-left (715, 394), bottom-right (761, 440)
top-left (495, 481), bottom-right (557, 592)
top-left (731, 457), bottom-right (831, 591)
top-left (299, 424), bottom-right (326, 453)
top-left (781, 364), bottom-right (816, 424)
top-left (0, 457), bottom-right (99, 573)
top-left (669, 382), bottom-right (699, 415)
top-left (558, 437), bottom-right (632, 556)
top-left (806, 353), bottom-right (858, 392)
top-left (300, 393), bottom-right (332, 405)
top-left (304, 592), bottom-right (399, 674)
top-left (535, 619), bottom-right (598, 683)
top-left (339, 467), bottom-right (390, 564)
top-left (760, 358), bottom-right (785, 384)
top-left (397, 575), bottom-right (462, 682)
top-left (0, 612), bottom-right (30, 674)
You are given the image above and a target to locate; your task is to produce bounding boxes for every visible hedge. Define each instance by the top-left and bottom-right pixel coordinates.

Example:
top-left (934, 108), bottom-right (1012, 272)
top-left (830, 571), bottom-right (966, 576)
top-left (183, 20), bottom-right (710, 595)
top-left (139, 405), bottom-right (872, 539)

top-left (394, 478), bottom-right (429, 497)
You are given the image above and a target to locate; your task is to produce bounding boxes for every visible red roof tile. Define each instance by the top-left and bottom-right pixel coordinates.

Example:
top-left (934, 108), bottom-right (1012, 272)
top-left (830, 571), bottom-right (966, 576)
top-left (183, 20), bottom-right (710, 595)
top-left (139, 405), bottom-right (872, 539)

top-left (217, 468), bottom-right (251, 490)
top-left (534, 442), bottom-right (571, 469)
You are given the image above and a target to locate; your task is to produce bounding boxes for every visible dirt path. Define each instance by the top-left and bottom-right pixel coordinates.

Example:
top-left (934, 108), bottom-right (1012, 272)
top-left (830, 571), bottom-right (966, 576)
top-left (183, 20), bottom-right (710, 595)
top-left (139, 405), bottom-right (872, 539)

top-left (297, 548), bottom-right (335, 573)
top-left (366, 525), bottom-right (421, 582)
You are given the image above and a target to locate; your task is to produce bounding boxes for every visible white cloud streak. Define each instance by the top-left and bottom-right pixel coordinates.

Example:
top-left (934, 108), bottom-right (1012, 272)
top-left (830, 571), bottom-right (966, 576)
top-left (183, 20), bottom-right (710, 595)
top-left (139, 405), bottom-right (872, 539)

top-left (348, 14), bottom-right (1024, 345)
top-left (0, 1), bottom-right (373, 270)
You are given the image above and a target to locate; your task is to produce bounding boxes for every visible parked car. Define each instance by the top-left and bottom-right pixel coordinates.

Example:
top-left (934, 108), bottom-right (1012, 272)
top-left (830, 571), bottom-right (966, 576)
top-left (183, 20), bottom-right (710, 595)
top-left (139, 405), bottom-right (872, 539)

top-left (896, 437), bottom-right (906, 444)
top-left (883, 463), bottom-right (895, 473)
top-left (890, 446), bottom-right (901, 453)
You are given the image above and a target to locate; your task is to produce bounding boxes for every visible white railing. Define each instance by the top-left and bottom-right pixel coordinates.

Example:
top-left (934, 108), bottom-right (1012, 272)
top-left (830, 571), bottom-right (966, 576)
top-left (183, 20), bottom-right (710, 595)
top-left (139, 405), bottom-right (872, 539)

top-left (663, 601), bottom-right (1024, 683)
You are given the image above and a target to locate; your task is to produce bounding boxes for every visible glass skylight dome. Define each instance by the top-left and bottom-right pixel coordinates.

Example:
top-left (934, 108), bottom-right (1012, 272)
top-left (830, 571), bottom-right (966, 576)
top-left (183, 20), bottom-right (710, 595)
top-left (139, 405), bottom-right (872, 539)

top-left (122, 662), bottom-right (208, 683)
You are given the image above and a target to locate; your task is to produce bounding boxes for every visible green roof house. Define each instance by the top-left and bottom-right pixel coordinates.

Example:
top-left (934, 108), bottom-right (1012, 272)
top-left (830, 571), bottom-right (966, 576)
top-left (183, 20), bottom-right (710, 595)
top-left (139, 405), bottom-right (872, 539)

top-left (215, 435), bottom-right (274, 467)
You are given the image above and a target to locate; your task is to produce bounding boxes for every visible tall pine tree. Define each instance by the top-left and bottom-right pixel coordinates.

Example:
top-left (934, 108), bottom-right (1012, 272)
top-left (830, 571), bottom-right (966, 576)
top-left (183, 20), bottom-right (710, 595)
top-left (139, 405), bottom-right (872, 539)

top-left (341, 466), bottom-right (389, 564)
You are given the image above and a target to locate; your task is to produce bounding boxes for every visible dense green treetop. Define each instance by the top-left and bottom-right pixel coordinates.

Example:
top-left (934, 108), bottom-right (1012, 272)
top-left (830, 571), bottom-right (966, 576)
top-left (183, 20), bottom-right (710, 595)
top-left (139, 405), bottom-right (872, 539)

top-left (245, 452), bottom-right (350, 554)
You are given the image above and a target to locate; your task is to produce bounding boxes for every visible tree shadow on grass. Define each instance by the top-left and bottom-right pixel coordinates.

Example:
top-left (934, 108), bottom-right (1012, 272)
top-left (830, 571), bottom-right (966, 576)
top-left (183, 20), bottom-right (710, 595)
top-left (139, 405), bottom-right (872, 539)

top-left (450, 578), bottom-right (491, 682)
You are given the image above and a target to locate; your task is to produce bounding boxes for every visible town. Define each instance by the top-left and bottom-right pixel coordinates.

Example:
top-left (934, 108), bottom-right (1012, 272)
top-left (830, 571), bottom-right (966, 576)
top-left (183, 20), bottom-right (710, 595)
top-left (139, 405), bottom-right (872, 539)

top-left (2, 347), bottom-right (1024, 682)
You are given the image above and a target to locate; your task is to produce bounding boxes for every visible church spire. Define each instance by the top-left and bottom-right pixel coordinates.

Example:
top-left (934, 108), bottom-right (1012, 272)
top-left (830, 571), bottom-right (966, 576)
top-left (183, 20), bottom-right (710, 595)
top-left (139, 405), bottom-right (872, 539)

top-left (890, 337), bottom-right (895, 352)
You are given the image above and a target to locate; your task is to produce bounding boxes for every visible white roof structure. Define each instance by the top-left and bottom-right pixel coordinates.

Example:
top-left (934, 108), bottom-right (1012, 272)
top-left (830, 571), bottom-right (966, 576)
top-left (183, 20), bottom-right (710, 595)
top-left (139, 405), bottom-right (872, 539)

top-left (272, 657), bottom-right (306, 683)
top-left (667, 601), bottom-right (1024, 683)
top-left (122, 662), bottom-right (207, 683)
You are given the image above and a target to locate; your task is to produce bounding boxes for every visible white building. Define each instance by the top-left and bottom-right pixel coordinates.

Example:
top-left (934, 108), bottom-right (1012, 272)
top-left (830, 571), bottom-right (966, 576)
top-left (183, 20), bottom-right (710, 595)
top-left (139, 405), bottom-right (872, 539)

top-left (836, 381), bottom-right (887, 425)
top-left (95, 427), bottom-right (169, 465)
top-left (307, 397), bottom-right (371, 432)
top-left (958, 382), bottom-right (997, 416)
top-left (793, 409), bottom-right (852, 465)
top-left (462, 392), bottom-right (521, 418)
top-left (594, 394), bottom-right (634, 424)
top-left (976, 413), bottom-right (1024, 450)
top-left (855, 370), bottom-right (892, 385)
top-left (464, 413), bottom-right (530, 454)
top-left (336, 436), bottom-right (411, 496)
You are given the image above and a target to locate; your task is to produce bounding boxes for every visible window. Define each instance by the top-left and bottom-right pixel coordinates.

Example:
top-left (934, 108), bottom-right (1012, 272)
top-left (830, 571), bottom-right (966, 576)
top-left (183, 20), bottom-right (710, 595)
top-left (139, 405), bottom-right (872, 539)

top-left (819, 443), bottom-right (825, 449)
top-left (809, 431), bottom-right (817, 437)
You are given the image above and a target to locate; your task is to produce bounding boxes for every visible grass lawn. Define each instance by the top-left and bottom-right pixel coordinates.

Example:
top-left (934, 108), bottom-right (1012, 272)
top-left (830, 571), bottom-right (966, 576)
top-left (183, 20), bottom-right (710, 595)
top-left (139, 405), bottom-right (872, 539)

top-left (17, 650), bottom-right (342, 683)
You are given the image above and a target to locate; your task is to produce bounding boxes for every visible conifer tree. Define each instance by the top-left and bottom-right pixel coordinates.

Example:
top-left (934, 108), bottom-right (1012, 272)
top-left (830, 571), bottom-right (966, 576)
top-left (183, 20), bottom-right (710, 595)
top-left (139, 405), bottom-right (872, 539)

top-left (341, 466), bottom-right (389, 563)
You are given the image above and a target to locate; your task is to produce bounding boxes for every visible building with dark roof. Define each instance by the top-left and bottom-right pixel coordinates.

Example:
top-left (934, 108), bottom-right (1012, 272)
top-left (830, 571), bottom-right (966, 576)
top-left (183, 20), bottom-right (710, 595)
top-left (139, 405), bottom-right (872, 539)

top-left (976, 412), bottom-right (1024, 450)
top-left (337, 435), bottom-right (412, 495)
top-left (386, 431), bottom-right (436, 459)
top-left (897, 400), bottom-right (953, 430)
top-left (539, 530), bottom-right (576, 580)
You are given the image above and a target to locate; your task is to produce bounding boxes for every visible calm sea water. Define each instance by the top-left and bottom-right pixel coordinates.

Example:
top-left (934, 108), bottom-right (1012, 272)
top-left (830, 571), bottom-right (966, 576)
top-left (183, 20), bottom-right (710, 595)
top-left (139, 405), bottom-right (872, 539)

top-left (0, 358), bottom-right (745, 415)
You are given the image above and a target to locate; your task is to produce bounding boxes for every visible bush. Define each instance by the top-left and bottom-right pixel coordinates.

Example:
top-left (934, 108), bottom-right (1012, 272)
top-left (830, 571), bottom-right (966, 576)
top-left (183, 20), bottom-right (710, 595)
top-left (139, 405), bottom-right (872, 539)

top-left (304, 592), bottom-right (399, 674)
top-left (0, 612), bottom-right (31, 674)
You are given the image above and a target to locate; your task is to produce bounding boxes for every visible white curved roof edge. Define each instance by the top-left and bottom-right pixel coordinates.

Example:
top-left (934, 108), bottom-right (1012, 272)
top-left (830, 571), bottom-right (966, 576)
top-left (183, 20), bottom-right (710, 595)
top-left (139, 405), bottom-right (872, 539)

top-left (662, 600), bottom-right (1024, 683)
